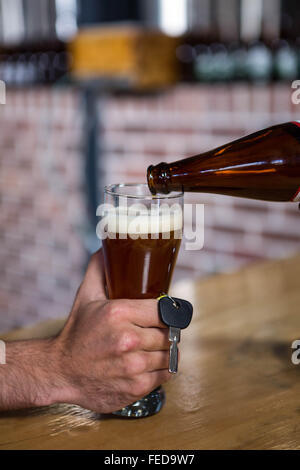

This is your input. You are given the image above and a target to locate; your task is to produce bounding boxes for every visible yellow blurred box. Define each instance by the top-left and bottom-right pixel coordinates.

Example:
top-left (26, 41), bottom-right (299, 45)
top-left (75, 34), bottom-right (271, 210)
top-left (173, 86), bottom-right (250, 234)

top-left (69, 24), bottom-right (179, 89)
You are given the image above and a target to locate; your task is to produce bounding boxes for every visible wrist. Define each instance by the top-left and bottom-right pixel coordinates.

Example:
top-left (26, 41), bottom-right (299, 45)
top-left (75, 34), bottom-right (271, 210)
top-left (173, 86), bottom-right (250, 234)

top-left (33, 337), bottom-right (79, 408)
top-left (44, 337), bottom-right (80, 407)
top-left (4, 337), bottom-right (76, 409)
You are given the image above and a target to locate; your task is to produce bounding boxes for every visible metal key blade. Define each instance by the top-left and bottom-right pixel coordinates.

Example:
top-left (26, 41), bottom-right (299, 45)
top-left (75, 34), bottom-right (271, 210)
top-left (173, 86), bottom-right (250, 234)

top-left (169, 327), bottom-right (181, 374)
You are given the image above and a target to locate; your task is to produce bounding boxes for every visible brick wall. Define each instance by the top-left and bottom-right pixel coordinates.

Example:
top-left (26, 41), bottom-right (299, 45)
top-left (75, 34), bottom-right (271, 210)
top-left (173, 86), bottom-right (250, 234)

top-left (100, 83), bottom-right (300, 281)
top-left (0, 88), bottom-right (88, 332)
top-left (0, 83), bottom-right (299, 332)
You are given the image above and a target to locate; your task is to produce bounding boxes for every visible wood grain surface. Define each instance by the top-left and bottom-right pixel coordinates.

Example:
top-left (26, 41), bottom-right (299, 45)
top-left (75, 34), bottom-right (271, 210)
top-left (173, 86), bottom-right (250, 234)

top-left (1, 254), bottom-right (300, 450)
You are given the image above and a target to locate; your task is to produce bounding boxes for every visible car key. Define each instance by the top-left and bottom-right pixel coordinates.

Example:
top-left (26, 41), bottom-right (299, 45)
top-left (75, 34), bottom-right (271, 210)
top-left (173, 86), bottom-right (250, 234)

top-left (158, 295), bottom-right (193, 374)
top-left (169, 326), bottom-right (180, 373)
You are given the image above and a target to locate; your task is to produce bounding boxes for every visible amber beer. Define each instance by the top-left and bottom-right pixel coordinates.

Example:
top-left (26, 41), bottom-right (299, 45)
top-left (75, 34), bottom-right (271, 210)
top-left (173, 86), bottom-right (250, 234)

top-left (102, 209), bottom-right (182, 299)
top-left (102, 228), bottom-right (181, 299)
top-left (147, 122), bottom-right (300, 202)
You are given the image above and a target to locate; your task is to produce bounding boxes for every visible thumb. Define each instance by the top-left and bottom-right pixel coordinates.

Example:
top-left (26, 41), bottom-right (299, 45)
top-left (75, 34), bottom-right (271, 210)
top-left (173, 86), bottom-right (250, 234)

top-left (76, 249), bottom-right (107, 306)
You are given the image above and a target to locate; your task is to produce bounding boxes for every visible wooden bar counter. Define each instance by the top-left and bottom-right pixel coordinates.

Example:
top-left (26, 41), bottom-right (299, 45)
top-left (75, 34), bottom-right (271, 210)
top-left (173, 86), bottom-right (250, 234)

top-left (1, 254), bottom-right (300, 450)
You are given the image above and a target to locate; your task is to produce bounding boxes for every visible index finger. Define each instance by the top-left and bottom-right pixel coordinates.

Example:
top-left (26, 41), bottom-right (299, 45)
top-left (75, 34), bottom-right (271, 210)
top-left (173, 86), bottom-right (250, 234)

top-left (122, 299), bottom-right (167, 329)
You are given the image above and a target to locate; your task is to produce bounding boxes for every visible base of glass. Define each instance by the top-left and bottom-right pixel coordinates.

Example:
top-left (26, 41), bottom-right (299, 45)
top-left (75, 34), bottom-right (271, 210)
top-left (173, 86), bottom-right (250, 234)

top-left (112, 386), bottom-right (165, 418)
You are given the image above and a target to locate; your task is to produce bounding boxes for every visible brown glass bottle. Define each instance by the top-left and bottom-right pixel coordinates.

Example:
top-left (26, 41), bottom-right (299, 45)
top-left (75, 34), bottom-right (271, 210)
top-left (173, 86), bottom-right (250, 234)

top-left (147, 122), bottom-right (300, 202)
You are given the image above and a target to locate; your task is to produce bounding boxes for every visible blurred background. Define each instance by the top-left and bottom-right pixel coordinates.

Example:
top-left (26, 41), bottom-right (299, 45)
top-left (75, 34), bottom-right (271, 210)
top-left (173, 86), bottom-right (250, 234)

top-left (0, 0), bottom-right (299, 332)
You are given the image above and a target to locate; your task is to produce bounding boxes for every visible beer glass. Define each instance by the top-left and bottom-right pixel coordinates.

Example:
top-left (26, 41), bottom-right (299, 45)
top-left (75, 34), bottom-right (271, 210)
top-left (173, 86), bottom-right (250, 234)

top-left (100, 183), bottom-right (183, 417)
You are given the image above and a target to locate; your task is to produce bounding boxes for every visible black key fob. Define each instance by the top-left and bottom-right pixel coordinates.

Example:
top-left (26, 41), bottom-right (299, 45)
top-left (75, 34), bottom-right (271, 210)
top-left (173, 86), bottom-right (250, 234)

top-left (158, 296), bottom-right (193, 329)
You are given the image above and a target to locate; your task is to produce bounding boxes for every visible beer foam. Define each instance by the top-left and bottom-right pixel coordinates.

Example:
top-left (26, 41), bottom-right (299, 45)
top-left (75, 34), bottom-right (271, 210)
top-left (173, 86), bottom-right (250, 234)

top-left (101, 206), bottom-right (183, 236)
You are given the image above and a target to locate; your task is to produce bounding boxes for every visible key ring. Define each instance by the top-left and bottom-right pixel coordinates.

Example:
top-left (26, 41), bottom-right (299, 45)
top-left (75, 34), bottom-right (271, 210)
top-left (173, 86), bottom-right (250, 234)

top-left (157, 293), bottom-right (179, 309)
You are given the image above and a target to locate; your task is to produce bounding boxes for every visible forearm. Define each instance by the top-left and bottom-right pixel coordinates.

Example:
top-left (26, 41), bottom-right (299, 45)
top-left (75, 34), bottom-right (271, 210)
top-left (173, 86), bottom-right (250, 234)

top-left (0, 338), bottom-right (69, 410)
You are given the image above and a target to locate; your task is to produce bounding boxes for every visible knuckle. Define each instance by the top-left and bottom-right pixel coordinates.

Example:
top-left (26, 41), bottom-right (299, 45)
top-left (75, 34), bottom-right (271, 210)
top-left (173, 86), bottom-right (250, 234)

top-left (124, 353), bottom-right (147, 377)
top-left (106, 301), bottom-right (126, 322)
top-left (117, 330), bottom-right (140, 354)
top-left (132, 375), bottom-right (151, 399)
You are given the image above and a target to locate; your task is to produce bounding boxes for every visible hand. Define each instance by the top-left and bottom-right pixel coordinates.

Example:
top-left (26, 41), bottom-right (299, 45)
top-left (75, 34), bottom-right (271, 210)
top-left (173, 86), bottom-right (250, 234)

top-left (52, 250), bottom-right (172, 413)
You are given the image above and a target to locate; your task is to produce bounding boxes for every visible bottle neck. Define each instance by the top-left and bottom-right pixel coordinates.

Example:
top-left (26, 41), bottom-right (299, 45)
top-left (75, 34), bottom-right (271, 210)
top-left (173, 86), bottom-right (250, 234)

top-left (147, 163), bottom-right (173, 195)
